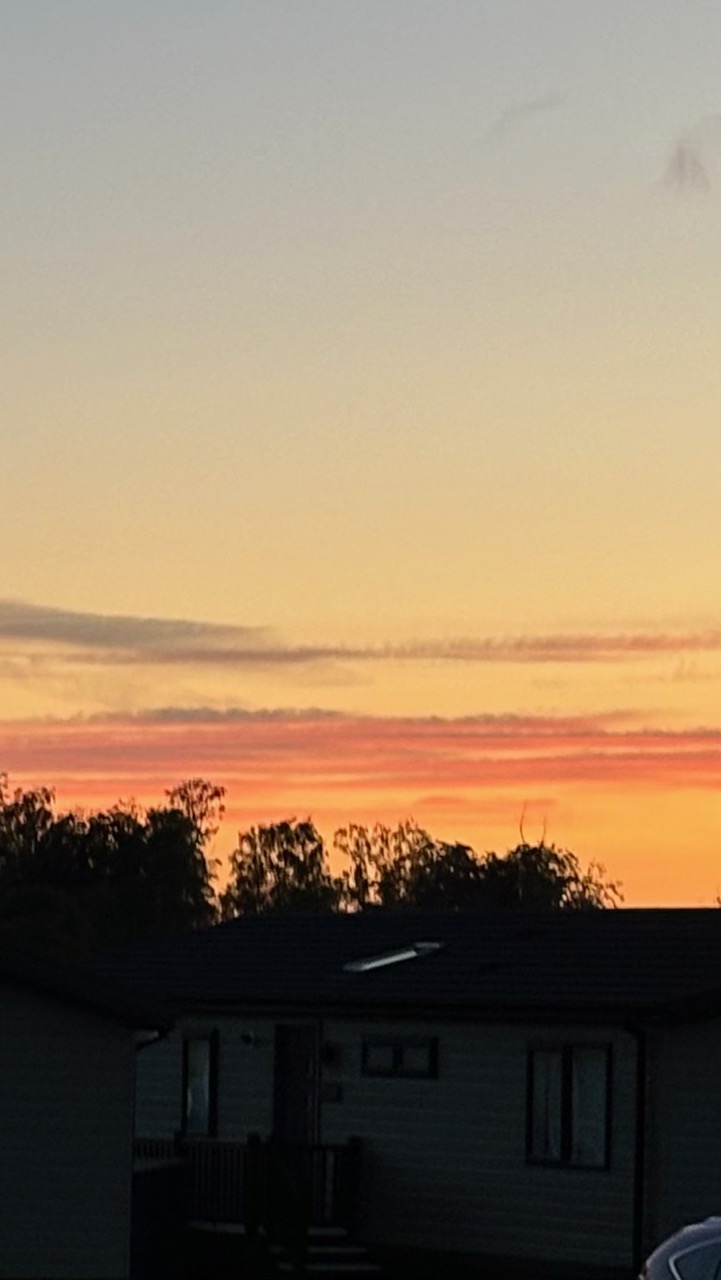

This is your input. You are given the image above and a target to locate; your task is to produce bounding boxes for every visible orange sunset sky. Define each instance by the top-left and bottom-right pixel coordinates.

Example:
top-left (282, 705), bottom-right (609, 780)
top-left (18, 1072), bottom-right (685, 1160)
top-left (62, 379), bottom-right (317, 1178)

top-left (3, 2), bottom-right (721, 905)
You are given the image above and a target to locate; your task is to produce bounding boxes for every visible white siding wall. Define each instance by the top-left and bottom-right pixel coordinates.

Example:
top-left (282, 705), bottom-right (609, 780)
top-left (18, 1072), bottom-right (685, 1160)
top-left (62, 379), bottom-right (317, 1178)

top-left (135, 1015), bottom-right (275, 1140)
top-left (647, 1019), bottom-right (721, 1248)
top-left (216, 1018), bottom-right (275, 1137)
top-left (0, 983), bottom-right (134, 1280)
top-left (134, 1012), bottom-right (639, 1269)
top-left (135, 1029), bottom-right (183, 1137)
top-left (320, 1018), bottom-right (637, 1270)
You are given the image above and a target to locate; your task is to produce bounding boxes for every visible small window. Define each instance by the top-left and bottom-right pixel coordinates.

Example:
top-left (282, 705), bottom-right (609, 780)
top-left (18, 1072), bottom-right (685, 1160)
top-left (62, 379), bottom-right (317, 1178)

top-left (182, 1033), bottom-right (219, 1136)
top-left (527, 1044), bottom-right (610, 1170)
top-left (362, 1037), bottom-right (438, 1079)
top-left (364, 1041), bottom-right (395, 1075)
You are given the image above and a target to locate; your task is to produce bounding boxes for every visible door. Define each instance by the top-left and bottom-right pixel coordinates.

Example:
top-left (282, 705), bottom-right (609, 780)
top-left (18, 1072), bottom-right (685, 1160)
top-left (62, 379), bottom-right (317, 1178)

top-left (273, 1023), bottom-right (319, 1143)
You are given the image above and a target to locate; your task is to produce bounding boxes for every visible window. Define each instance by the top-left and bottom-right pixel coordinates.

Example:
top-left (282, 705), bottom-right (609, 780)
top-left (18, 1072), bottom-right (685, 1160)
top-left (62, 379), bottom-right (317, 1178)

top-left (362, 1037), bottom-right (438, 1078)
top-left (527, 1044), bottom-right (610, 1169)
top-left (182, 1032), bottom-right (219, 1136)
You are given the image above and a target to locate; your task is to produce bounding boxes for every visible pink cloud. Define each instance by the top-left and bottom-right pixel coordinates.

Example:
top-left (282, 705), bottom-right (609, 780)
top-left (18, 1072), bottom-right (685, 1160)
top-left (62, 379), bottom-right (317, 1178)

top-left (2, 708), bottom-right (720, 810)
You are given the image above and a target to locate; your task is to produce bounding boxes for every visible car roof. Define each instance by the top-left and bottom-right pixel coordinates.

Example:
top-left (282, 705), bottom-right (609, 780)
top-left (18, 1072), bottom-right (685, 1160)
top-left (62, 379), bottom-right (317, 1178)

top-left (646, 1218), bottom-right (721, 1267)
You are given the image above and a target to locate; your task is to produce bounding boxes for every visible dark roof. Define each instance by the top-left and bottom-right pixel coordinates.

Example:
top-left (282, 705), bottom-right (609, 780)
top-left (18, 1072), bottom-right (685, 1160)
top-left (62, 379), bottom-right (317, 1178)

top-left (96, 909), bottom-right (721, 1024)
top-left (0, 948), bottom-right (172, 1032)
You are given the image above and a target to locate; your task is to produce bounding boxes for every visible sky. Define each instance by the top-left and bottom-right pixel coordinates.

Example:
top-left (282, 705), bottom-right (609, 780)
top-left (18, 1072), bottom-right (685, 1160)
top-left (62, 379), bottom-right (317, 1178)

top-left (3, 1), bottom-right (721, 905)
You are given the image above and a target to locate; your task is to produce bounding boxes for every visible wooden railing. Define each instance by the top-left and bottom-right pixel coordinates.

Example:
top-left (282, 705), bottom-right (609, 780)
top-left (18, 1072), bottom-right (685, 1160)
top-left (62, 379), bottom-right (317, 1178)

top-left (187, 1139), bottom-right (248, 1223)
top-left (134, 1136), bottom-right (178, 1163)
top-left (132, 1135), bottom-right (361, 1234)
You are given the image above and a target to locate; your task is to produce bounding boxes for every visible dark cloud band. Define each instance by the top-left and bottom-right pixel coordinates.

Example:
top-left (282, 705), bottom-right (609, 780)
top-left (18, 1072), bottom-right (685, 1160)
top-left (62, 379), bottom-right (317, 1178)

top-left (2, 599), bottom-right (721, 672)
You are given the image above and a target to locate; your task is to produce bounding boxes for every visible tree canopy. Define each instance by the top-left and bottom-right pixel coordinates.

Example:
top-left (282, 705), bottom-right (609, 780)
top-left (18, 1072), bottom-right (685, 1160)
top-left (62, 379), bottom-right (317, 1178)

top-left (0, 773), bottom-right (622, 956)
top-left (223, 816), bottom-right (622, 915)
top-left (0, 774), bottom-right (222, 957)
top-left (220, 818), bottom-right (344, 918)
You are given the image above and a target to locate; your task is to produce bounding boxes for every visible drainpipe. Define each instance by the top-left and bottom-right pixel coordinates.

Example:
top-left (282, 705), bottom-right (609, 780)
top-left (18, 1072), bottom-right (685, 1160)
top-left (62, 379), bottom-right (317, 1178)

top-left (629, 1024), bottom-right (647, 1277)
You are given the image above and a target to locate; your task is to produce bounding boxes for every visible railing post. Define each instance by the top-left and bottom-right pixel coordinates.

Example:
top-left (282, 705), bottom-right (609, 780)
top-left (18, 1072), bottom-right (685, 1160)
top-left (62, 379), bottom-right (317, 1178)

top-left (345, 1136), bottom-right (362, 1236)
top-left (245, 1132), bottom-right (263, 1236)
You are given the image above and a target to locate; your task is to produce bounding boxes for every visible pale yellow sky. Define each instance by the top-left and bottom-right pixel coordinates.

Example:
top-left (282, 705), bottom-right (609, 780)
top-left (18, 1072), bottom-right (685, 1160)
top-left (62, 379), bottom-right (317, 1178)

top-left (3, 1), bottom-right (721, 904)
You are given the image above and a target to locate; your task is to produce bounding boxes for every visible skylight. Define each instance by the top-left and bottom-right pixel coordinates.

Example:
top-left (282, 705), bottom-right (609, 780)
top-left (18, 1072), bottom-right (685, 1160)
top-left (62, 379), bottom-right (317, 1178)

top-left (343, 941), bottom-right (444, 974)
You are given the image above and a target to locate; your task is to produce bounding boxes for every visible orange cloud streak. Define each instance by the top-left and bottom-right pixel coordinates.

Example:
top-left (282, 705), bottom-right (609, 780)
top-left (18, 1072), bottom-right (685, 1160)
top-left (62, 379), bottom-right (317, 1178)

top-left (3, 709), bottom-right (721, 792)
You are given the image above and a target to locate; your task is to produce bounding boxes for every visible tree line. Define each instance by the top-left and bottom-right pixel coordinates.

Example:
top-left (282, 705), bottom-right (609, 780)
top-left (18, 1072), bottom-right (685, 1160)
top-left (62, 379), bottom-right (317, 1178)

top-left (0, 774), bottom-right (622, 957)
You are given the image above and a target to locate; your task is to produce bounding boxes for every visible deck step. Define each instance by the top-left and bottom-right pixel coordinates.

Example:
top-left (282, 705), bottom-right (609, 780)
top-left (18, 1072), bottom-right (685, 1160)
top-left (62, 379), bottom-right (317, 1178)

top-left (272, 1229), bottom-right (384, 1278)
top-left (188, 1219), bottom-right (250, 1234)
top-left (275, 1251), bottom-right (376, 1262)
top-left (272, 1244), bottom-right (366, 1256)
top-left (276, 1265), bottom-right (381, 1276)
top-left (310, 1246), bottom-right (367, 1257)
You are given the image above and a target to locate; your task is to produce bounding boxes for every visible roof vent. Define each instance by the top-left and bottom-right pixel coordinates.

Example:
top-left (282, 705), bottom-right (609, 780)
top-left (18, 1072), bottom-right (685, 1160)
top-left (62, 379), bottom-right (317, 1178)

top-left (343, 941), bottom-right (444, 974)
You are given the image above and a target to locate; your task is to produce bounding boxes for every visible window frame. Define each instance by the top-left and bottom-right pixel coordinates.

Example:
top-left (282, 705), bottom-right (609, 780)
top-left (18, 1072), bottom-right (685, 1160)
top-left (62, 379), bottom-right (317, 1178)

top-left (181, 1030), bottom-right (219, 1138)
top-left (526, 1042), bottom-right (612, 1171)
top-left (361, 1036), bottom-right (439, 1079)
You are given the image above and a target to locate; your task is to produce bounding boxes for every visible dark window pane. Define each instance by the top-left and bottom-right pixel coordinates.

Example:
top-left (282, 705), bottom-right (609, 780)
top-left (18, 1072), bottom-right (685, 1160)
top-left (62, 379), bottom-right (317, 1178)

top-left (401, 1041), bottom-right (434, 1076)
top-left (530, 1050), bottom-right (563, 1161)
top-left (571, 1048), bottom-right (608, 1167)
top-left (185, 1039), bottom-right (211, 1134)
top-left (363, 1042), bottom-right (395, 1075)
top-left (363, 1038), bottom-right (438, 1078)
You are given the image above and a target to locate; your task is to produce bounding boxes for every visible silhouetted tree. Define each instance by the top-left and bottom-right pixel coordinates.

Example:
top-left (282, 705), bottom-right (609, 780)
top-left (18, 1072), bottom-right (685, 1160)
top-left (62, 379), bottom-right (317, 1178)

top-left (474, 842), bottom-right (621, 910)
top-left (333, 821), bottom-right (621, 912)
top-left (166, 778), bottom-right (226, 853)
top-left (0, 774), bottom-right (221, 956)
top-left (220, 818), bottom-right (344, 917)
top-left (334, 820), bottom-right (484, 910)
top-left (222, 816), bottom-right (621, 916)
top-left (84, 802), bottom-right (219, 940)
top-left (0, 773), bottom-right (621, 945)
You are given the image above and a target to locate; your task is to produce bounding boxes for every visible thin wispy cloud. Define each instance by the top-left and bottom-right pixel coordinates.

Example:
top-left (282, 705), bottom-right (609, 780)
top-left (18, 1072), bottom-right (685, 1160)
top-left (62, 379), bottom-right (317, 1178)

top-left (663, 112), bottom-right (721, 192)
top-left (664, 138), bottom-right (710, 192)
top-left (370, 632), bottom-right (721, 664)
top-left (477, 94), bottom-right (563, 147)
top-left (123, 705), bottom-right (341, 725)
top-left (3, 600), bottom-right (721, 675)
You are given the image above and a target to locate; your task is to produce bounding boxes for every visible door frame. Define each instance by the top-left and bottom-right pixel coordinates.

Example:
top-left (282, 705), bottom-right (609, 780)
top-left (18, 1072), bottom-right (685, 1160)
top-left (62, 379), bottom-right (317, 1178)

top-left (272, 1021), bottom-right (321, 1144)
